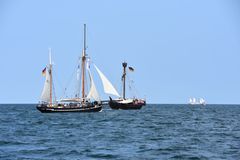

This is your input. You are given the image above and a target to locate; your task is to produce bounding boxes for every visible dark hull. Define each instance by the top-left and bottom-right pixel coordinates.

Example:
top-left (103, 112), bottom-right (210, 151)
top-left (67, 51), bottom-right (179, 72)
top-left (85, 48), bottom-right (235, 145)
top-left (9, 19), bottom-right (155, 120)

top-left (109, 100), bottom-right (145, 110)
top-left (36, 104), bottom-right (102, 113)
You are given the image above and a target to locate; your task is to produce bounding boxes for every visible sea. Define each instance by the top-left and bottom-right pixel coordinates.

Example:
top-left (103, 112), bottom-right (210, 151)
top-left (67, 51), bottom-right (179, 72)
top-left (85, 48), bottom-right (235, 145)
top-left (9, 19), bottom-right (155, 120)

top-left (0, 104), bottom-right (239, 160)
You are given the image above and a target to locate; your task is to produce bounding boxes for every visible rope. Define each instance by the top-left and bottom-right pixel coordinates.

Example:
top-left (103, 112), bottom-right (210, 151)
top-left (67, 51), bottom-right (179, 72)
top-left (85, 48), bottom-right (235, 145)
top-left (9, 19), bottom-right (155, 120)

top-left (63, 58), bottom-right (79, 97)
top-left (126, 70), bottom-right (140, 98)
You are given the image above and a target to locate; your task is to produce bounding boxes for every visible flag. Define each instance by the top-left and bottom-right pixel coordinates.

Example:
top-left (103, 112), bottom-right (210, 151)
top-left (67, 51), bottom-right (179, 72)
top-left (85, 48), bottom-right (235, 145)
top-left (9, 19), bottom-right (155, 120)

top-left (128, 66), bottom-right (134, 72)
top-left (42, 67), bottom-right (46, 76)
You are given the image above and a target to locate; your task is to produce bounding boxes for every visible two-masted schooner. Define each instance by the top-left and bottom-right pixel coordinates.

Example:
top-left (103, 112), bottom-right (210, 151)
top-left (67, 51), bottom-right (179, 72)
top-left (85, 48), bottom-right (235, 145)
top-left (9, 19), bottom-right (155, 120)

top-left (36, 24), bottom-right (102, 113)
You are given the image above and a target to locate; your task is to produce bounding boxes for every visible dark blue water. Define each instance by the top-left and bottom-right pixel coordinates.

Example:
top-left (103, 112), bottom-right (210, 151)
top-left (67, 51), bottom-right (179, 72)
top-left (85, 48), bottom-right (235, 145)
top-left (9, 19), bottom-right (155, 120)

top-left (0, 104), bottom-right (239, 160)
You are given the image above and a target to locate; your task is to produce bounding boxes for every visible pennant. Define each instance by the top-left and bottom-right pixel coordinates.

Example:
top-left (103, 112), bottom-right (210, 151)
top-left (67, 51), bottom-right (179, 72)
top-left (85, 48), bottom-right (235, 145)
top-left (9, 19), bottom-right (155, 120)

top-left (128, 66), bottom-right (134, 72)
top-left (42, 67), bottom-right (46, 76)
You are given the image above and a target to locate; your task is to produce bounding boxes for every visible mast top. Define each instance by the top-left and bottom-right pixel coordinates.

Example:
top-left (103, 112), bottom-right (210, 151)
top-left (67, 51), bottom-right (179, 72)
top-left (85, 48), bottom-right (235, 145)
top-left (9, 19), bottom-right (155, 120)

top-left (122, 62), bottom-right (127, 68)
top-left (49, 48), bottom-right (52, 65)
top-left (83, 24), bottom-right (86, 57)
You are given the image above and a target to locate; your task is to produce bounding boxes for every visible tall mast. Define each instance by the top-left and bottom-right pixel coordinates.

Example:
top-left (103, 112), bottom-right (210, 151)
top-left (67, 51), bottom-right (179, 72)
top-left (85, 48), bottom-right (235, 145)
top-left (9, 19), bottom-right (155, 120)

top-left (81, 24), bottom-right (87, 101)
top-left (49, 48), bottom-right (53, 106)
top-left (84, 24), bottom-right (86, 55)
top-left (122, 62), bottom-right (127, 99)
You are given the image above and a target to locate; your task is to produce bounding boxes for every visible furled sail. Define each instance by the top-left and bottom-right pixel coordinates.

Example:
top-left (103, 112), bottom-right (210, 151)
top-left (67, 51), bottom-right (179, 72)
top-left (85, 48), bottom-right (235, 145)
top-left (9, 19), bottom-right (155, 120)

top-left (41, 66), bottom-right (51, 102)
top-left (75, 64), bottom-right (81, 97)
top-left (87, 66), bottom-right (100, 101)
top-left (94, 64), bottom-right (120, 97)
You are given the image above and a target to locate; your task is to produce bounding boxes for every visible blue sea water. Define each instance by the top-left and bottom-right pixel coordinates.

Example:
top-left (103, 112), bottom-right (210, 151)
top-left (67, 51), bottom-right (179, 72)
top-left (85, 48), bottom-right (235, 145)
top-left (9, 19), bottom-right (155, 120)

top-left (0, 104), bottom-right (239, 160)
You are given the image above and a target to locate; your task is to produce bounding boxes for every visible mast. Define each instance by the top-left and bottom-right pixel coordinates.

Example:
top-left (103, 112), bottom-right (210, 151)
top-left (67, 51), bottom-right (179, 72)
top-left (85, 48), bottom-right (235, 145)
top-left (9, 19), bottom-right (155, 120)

top-left (122, 62), bottom-right (127, 99)
top-left (81, 24), bottom-right (87, 101)
top-left (49, 48), bottom-right (53, 106)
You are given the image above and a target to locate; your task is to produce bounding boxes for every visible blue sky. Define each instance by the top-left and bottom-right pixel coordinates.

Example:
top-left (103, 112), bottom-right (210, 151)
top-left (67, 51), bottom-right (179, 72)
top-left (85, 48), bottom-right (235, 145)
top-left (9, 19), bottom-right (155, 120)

top-left (1, 0), bottom-right (240, 104)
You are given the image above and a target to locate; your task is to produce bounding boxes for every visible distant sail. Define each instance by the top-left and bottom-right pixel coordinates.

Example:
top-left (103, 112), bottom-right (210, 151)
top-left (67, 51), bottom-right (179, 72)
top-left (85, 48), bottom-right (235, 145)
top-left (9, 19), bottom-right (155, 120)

top-left (94, 64), bottom-right (120, 97)
top-left (199, 98), bottom-right (206, 105)
top-left (189, 98), bottom-right (193, 104)
top-left (87, 67), bottom-right (100, 101)
top-left (41, 66), bottom-right (51, 102)
top-left (192, 98), bottom-right (196, 103)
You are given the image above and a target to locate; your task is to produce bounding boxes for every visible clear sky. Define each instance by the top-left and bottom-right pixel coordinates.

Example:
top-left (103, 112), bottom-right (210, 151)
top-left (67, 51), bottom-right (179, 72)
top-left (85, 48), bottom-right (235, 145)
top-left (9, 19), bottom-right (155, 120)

top-left (1, 0), bottom-right (240, 104)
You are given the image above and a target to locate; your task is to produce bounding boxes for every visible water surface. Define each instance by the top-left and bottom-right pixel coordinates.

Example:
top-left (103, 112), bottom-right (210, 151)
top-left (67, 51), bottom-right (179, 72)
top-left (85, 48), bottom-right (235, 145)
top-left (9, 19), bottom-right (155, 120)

top-left (0, 104), bottom-right (239, 159)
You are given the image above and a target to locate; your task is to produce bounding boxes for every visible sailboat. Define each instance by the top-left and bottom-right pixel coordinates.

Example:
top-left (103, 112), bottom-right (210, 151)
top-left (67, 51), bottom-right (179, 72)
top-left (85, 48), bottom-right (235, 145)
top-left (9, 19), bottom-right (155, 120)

top-left (108, 62), bottom-right (146, 110)
top-left (188, 97), bottom-right (206, 106)
top-left (36, 24), bottom-right (102, 113)
top-left (199, 98), bottom-right (206, 105)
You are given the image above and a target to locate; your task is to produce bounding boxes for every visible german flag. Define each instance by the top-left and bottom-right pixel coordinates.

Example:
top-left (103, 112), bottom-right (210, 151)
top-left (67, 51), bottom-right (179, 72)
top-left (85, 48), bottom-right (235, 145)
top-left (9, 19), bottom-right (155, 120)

top-left (128, 66), bottom-right (134, 72)
top-left (42, 67), bottom-right (46, 76)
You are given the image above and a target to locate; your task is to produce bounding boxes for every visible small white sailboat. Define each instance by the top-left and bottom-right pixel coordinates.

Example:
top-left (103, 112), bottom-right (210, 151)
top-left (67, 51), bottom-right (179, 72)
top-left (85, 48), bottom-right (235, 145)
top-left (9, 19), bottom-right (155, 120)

top-left (199, 98), bottom-right (206, 105)
top-left (188, 97), bottom-right (206, 106)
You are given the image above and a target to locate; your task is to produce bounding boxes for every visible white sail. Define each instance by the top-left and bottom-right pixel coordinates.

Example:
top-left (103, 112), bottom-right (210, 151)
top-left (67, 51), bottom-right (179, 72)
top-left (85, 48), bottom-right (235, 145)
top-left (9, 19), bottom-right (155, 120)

top-left (192, 98), bottom-right (196, 104)
top-left (199, 98), bottom-right (206, 105)
top-left (41, 66), bottom-right (51, 102)
top-left (189, 98), bottom-right (193, 104)
top-left (94, 64), bottom-right (120, 97)
top-left (87, 67), bottom-right (100, 101)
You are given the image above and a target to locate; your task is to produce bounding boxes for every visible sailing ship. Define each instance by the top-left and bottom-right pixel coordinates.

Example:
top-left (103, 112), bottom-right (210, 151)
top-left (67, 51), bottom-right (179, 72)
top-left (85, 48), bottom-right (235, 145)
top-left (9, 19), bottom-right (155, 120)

top-left (109, 62), bottom-right (146, 109)
top-left (188, 97), bottom-right (206, 106)
top-left (36, 24), bottom-right (102, 113)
